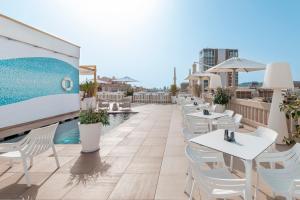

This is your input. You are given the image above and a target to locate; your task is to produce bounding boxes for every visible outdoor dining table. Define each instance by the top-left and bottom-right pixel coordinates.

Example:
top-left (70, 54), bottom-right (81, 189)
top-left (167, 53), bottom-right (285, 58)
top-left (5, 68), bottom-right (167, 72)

top-left (190, 129), bottom-right (274, 200)
top-left (183, 103), bottom-right (208, 108)
top-left (187, 111), bottom-right (227, 131)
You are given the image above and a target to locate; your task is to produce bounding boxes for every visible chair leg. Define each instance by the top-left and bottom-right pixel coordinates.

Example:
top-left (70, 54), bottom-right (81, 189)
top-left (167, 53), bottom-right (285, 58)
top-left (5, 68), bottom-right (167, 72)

top-left (255, 169), bottom-right (259, 200)
top-left (52, 145), bottom-right (60, 168)
top-left (184, 170), bottom-right (193, 194)
top-left (230, 156), bottom-right (233, 171)
top-left (189, 180), bottom-right (195, 200)
top-left (30, 157), bottom-right (33, 167)
top-left (9, 159), bottom-right (13, 168)
top-left (22, 158), bottom-right (31, 187)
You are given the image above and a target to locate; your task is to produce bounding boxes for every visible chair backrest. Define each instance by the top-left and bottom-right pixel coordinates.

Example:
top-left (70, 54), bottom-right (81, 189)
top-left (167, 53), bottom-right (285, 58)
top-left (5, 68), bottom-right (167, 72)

top-left (217, 116), bottom-right (235, 131)
top-left (233, 114), bottom-right (243, 124)
top-left (185, 144), bottom-right (224, 167)
top-left (281, 144), bottom-right (300, 167)
top-left (223, 110), bottom-right (234, 117)
top-left (254, 126), bottom-right (278, 142)
top-left (18, 123), bottom-right (59, 157)
top-left (210, 104), bottom-right (217, 112)
top-left (186, 115), bottom-right (209, 134)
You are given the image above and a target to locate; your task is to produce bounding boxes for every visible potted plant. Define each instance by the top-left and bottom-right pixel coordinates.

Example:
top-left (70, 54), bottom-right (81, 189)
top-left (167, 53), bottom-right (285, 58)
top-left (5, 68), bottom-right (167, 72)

top-left (80, 81), bottom-right (97, 110)
top-left (170, 84), bottom-right (178, 104)
top-left (280, 95), bottom-right (300, 145)
top-left (213, 88), bottom-right (229, 113)
top-left (79, 109), bottom-right (109, 153)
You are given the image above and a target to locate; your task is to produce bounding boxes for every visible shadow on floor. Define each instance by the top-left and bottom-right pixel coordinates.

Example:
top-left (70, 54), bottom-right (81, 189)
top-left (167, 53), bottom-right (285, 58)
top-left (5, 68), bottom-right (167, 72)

top-left (67, 151), bottom-right (111, 186)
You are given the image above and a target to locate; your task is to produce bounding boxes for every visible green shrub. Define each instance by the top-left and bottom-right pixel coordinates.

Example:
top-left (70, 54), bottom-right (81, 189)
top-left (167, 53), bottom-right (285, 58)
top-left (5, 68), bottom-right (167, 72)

top-left (170, 84), bottom-right (178, 96)
top-left (213, 88), bottom-right (229, 105)
top-left (80, 81), bottom-right (96, 98)
top-left (79, 109), bottom-right (110, 125)
top-left (125, 88), bottom-right (134, 96)
top-left (280, 96), bottom-right (300, 145)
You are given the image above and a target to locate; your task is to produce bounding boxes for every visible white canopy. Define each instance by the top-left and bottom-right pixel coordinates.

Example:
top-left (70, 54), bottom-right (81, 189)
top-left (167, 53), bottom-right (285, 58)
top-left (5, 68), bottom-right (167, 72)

top-left (206, 57), bottom-right (266, 73)
top-left (112, 76), bottom-right (138, 83)
top-left (185, 72), bottom-right (216, 81)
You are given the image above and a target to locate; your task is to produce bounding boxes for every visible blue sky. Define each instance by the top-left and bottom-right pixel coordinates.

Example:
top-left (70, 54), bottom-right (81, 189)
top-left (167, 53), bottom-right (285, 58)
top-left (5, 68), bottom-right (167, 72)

top-left (1, 0), bottom-right (299, 88)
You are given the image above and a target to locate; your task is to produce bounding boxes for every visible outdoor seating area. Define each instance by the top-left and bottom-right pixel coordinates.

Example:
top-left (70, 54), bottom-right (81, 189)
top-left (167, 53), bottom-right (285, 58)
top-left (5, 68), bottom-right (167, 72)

top-left (0, 103), bottom-right (295, 200)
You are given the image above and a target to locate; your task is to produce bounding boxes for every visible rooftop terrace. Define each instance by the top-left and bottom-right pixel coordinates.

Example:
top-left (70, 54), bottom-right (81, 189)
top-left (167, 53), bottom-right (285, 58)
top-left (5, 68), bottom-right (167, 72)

top-left (0, 104), bottom-right (286, 200)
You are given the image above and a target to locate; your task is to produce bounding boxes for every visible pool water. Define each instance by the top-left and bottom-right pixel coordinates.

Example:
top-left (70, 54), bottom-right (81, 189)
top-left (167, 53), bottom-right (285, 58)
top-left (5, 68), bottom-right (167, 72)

top-left (2, 113), bottom-right (135, 144)
top-left (54, 113), bottom-right (135, 144)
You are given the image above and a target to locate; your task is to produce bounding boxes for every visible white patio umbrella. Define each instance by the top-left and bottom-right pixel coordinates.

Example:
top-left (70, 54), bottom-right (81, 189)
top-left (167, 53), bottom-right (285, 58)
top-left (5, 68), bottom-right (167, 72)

top-left (112, 76), bottom-right (138, 83)
top-left (184, 72), bottom-right (216, 80)
top-left (206, 57), bottom-right (266, 87)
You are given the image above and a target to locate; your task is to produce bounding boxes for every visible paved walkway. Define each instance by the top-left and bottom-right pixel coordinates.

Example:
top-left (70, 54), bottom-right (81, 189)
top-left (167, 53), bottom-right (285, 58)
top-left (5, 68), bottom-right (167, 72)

top-left (0, 104), bottom-right (281, 199)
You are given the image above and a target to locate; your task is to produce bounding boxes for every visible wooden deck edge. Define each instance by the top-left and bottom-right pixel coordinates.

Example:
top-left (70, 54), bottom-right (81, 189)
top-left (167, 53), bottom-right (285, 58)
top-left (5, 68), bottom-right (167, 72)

top-left (0, 111), bottom-right (79, 139)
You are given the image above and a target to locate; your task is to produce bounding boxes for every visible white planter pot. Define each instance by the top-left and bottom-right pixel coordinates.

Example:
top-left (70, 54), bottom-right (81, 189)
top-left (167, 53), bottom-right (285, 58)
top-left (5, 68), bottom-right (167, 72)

top-left (79, 122), bottom-right (102, 153)
top-left (215, 104), bottom-right (225, 113)
top-left (171, 96), bottom-right (177, 104)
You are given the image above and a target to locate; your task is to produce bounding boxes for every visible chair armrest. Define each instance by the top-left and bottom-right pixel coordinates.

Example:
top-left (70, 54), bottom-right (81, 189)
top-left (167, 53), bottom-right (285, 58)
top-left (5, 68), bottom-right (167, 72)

top-left (0, 143), bottom-right (18, 152)
top-left (256, 150), bottom-right (291, 164)
top-left (289, 179), bottom-right (300, 193)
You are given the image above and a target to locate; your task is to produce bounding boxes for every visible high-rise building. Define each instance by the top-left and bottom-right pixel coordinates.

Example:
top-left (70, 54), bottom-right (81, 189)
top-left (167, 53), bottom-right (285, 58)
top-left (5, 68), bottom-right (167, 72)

top-left (199, 48), bottom-right (238, 87)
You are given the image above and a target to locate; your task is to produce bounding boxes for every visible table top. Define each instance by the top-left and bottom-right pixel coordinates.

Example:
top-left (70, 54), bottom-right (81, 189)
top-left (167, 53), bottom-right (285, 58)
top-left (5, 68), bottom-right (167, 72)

top-left (187, 112), bottom-right (226, 120)
top-left (189, 129), bottom-right (274, 160)
top-left (184, 103), bottom-right (208, 108)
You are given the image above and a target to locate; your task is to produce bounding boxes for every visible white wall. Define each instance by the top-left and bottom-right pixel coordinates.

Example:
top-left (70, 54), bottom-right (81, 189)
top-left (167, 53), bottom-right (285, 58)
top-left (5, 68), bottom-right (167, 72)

top-left (0, 14), bottom-right (80, 129)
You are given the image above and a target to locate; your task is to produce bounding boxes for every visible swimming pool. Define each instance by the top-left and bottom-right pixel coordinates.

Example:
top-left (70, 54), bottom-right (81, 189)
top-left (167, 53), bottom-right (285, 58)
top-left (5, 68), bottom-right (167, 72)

top-left (54, 113), bottom-right (135, 144)
top-left (2, 113), bottom-right (135, 144)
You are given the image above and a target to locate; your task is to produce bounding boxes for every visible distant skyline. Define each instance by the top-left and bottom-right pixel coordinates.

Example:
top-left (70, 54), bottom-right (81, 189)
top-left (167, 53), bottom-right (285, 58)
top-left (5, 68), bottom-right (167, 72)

top-left (1, 0), bottom-right (300, 88)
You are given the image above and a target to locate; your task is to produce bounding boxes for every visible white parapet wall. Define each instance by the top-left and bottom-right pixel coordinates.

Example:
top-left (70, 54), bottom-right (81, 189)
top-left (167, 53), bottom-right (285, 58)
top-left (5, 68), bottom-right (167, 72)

top-left (0, 14), bottom-right (80, 131)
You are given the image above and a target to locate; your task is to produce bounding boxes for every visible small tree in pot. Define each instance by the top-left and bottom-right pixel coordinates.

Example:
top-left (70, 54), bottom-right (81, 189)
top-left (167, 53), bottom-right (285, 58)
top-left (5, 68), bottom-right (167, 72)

top-left (280, 95), bottom-right (300, 145)
top-left (170, 84), bottom-right (178, 104)
top-left (213, 88), bottom-right (230, 113)
top-left (80, 81), bottom-right (97, 110)
top-left (79, 109), bottom-right (109, 153)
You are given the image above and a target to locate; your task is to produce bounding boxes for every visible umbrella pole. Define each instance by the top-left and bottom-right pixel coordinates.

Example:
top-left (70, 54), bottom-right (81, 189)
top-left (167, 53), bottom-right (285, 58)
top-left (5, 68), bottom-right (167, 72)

top-left (232, 69), bottom-right (237, 97)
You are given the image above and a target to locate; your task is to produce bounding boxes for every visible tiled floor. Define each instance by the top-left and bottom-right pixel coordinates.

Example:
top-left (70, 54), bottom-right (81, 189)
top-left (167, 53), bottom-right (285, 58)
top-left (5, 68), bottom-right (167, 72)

top-left (0, 104), bottom-right (287, 199)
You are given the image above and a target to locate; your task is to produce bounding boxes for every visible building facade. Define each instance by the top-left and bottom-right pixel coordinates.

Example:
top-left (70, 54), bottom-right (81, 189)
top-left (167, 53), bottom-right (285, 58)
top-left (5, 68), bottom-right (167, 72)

top-left (199, 48), bottom-right (238, 87)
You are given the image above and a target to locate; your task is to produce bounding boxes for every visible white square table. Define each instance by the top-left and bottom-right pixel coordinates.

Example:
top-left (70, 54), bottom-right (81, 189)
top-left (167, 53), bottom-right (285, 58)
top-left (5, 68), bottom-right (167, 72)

top-left (190, 129), bottom-right (274, 200)
top-left (187, 111), bottom-right (227, 131)
top-left (183, 103), bottom-right (208, 108)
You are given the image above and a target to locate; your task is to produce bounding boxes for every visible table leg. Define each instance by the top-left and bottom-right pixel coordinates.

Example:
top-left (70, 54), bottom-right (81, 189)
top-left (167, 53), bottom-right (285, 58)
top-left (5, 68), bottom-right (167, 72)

top-left (209, 119), bottom-right (212, 131)
top-left (245, 159), bottom-right (253, 200)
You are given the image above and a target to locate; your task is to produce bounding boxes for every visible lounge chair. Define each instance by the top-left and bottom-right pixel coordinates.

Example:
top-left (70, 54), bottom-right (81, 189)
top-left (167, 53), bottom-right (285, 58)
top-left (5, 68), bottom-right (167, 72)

top-left (0, 123), bottom-right (60, 187)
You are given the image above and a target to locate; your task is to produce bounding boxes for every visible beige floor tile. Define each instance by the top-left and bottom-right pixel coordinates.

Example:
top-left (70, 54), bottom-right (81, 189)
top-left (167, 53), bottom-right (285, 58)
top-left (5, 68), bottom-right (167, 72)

top-left (100, 137), bottom-right (124, 146)
top-left (135, 146), bottom-right (165, 158)
top-left (160, 156), bottom-right (188, 175)
top-left (0, 172), bottom-right (51, 199)
top-left (126, 157), bottom-right (162, 174)
top-left (155, 174), bottom-right (188, 200)
top-left (22, 173), bottom-right (75, 199)
top-left (118, 138), bottom-right (145, 146)
top-left (107, 146), bottom-right (140, 157)
top-left (166, 136), bottom-right (185, 146)
top-left (164, 145), bottom-right (185, 157)
top-left (63, 176), bottom-right (119, 200)
top-left (142, 138), bottom-right (167, 146)
top-left (109, 173), bottom-right (159, 200)
top-left (127, 131), bottom-right (149, 138)
top-left (103, 156), bottom-right (134, 176)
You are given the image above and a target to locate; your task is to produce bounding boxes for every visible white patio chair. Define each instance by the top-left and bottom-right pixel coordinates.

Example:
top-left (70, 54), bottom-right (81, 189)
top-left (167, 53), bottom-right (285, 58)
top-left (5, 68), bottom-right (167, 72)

top-left (185, 115), bottom-right (209, 135)
top-left (223, 110), bottom-right (234, 117)
top-left (233, 114), bottom-right (243, 130)
top-left (252, 126), bottom-right (278, 152)
top-left (0, 123), bottom-right (60, 187)
top-left (215, 116), bottom-right (235, 131)
top-left (210, 104), bottom-right (217, 112)
top-left (256, 144), bottom-right (300, 200)
top-left (185, 145), bottom-right (247, 200)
